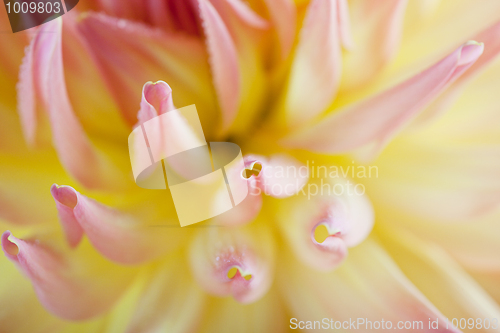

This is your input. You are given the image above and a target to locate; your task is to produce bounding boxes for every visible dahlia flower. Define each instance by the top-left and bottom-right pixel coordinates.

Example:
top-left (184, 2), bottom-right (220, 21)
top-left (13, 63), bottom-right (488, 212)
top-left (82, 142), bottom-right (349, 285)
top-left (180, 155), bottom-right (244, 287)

top-left (1, 0), bottom-right (500, 332)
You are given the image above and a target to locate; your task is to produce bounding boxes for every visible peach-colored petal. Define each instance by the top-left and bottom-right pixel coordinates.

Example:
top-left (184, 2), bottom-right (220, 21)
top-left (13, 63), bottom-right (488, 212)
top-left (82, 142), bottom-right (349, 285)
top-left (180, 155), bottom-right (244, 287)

top-left (340, 0), bottom-right (407, 90)
top-left (279, 239), bottom-right (460, 333)
top-left (244, 154), bottom-right (309, 198)
top-left (263, 0), bottom-right (296, 59)
top-left (382, 228), bottom-right (500, 327)
top-left (188, 223), bottom-right (275, 304)
top-left (17, 18), bottom-right (126, 190)
top-left (283, 41), bottom-right (484, 156)
top-left (277, 177), bottom-right (374, 271)
top-left (282, 0), bottom-right (342, 128)
top-left (411, 20), bottom-right (500, 127)
top-left (1, 231), bottom-right (135, 320)
top-left (197, 0), bottom-right (241, 131)
top-left (77, 13), bottom-right (217, 132)
top-left (470, 270), bottom-right (500, 305)
top-left (50, 184), bottom-right (185, 264)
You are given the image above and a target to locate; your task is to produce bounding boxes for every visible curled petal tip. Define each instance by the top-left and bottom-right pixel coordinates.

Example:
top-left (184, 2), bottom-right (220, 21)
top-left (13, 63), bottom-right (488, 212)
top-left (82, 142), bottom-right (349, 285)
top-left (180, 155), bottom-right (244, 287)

top-left (138, 81), bottom-right (175, 125)
top-left (50, 184), bottom-right (78, 208)
top-left (189, 227), bottom-right (274, 304)
top-left (311, 224), bottom-right (348, 266)
top-left (458, 41), bottom-right (484, 66)
top-left (283, 40), bottom-right (484, 155)
top-left (52, 186), bottom-right (181, 264)
top-left (1, 231), bottom-right (133, 320)
top-left (1, 231), bottom-right (19, 259)
top-left (308, 201), bottom-right (350, 270)
top-left (50, 184), bottom-right (83, 248)
top-left (278, 177), bottom-right (374, 271)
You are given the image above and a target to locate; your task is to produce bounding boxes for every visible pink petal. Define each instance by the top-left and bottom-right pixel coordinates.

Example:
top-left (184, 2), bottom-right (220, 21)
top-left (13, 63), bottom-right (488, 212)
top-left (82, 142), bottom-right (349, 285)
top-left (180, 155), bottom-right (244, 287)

top-left (144, 0), bottom-right (177, 31)
top-left (210, 192), bottom-right (262, 226)
top-left (50, 184), bottom-right (185, 264)
top-left (1, 231), bottom-right (135, 320)
top-left (337, 0), bottom-right (354, 49)
top-left (412, 20), bottom-right (500, 127)
top-left (50, 185), bottom-right (83, 248)
top-left (77, 13), bottom-right (217, 130)
top-left (137, 81), bottom-right (176, 126)
top-left (280, 239), bottom-right (461, 333)
top-left (95, 0), bottom-right (147, 22)
top-left (0, 252), bottom-right (62, 332)
top-left (199, 0), bottom-right (270, 136)
top-left (17, 18), bottom-right (125, 190)
top-left (16, 42), bottom-right (37, 146)
top-left (61, 13), bottom-right (132, 142)
top-left (188, 224), bottom-right (275, 304)
top-left (210, 162), bottom-right (263, 226)
top-left (277, 177), bottom-right (374, 271)
top-left (262, 0), bottom-right (296, 59)
top-left (471, 270), bottom-right (500, 305)
top-left (244, 154), bottom-right (309, 198)
top-left (341, 0), bottom-right (407, 90)
top-left (198, 150), bottom-right (263, 226)
top-left (197, 0), bottom-right (241, 131)
top-left (283, 41), bottom-right (484, 155)
top-left (222, 0), bottom-right (269, 30)
top-left (166, 0), bottom-right (201, 35)
top-left (282, 0), bottom-right (343, 128)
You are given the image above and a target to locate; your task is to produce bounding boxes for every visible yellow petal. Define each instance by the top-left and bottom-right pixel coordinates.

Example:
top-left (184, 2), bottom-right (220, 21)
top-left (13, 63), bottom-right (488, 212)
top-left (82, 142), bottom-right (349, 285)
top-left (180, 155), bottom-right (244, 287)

top-left (381, 227), bottom-right (500, 326)
top-left (279, 238), bottom-right (460, 332)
